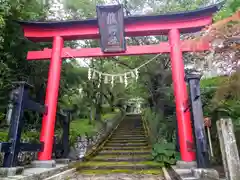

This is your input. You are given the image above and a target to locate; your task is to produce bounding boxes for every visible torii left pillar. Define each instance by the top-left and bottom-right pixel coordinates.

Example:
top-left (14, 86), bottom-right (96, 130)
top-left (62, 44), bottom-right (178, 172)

top-left (34, 36), bottom-right (64, 166)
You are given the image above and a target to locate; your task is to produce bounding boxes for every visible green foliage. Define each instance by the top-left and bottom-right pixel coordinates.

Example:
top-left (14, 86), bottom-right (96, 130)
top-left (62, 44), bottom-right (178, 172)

top-left (200, 76), bottom-right (229, 117)
top-left (0, 0), bottom-right (48, 125)
top-left (152, 142), bottom-right (180, 166)
top-left (101, 105), bottom-right (115, 114)
top-left (200, 76), bottom-right (228, 88)
top-left (142, 107), bottom-right (178, 165)
top-left (142, 108), bottom-right (163, 143)
top-left (0, 130), bottom-right (39, 143)
top-left (64, 0), bottom-right (104, 19)
top-left (101, 109), bottom-right (120, 121)
top-left (0, 111), bottom-right (120, 148)
top-left (142, 108), bottom-right (175, 143)
top-left (201, 72), bottom-right (240, 121)
top-left (214, 0), bottom-right (240, 21)
top-left (0, 131), bottom-right (8, 141)
top-left (69, 119), bottom-right (97, 145)
top-left (200, 72), bottom-right (240, 164)
top-left (69, 111), bottom-right (119, 145)
top-left (21, 131), bottom-right (40, 143)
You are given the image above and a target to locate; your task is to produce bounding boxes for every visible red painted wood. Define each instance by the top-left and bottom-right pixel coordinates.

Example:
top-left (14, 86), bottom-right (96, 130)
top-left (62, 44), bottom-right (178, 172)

top-left (22, 16), bottom-right (212, 41)
top-left (27, 40), bottom-right (209, 60)
top-left (169, 29), bottom-right (196, 162)
top-left (38, 36), bottom-right (64, 160)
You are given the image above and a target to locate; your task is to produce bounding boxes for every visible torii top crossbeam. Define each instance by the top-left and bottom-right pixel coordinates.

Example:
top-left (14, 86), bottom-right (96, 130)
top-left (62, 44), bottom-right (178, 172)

top-left (18, 4), bottom-right (220, 41)
top-left (17, 4), bottom-right (221, 60)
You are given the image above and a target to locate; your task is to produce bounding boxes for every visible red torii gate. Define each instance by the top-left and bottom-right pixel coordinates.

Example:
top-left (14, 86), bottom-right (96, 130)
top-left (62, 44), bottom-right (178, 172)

top-left (17, 4), bottom-right (220, 164)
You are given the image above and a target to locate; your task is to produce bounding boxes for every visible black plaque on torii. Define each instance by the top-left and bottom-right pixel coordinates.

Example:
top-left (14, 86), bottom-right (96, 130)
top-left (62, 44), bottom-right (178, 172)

top-left (97, 4), bottom-right (126, 53)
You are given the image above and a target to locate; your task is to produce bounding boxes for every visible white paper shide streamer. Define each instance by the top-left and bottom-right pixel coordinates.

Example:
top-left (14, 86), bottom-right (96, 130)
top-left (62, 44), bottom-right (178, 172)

top-left (124, 73), bottom-right (128, 87)
top-left (86, 54), bottom-right (161, 88)
top-left (88, 68), bottom-right (92, 80)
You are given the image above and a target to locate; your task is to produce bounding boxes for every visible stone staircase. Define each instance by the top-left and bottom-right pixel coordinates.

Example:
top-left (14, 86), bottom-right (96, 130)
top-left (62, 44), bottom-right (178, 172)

top-left (76, 115), bottom-right (163, 175)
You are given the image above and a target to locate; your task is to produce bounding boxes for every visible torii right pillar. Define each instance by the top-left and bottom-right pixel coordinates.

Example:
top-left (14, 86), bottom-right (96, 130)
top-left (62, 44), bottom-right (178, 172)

top-left (169, 28), bottom-right (196, 166)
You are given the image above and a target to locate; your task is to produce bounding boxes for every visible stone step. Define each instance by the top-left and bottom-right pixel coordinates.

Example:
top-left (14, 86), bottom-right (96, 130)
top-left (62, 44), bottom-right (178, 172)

top-left (109, 137), bottom-right (146, 140)
top-left (110, 137), bottom-right (147, 139)
top-left (105, 142), bottom-right (149, 147)
top-left (77, 161), bottom-right (164, 170)
top-left (111, 135), bottom-right (146, 138)
top-left (116, 129), bottom-right (144, 131)
top-left (114, 132), bottom-right (145, 134)
top-left (99, 149), bottom-right (151, 152)
top-left (102, 146), bottom-right (150, 151)
top-left (181, 177), bottom-right (199, 180)
top-left (116, 129), bottom-right (144, 132)
top-left (117, 125), bottom-right (143, 127)
top-left (91, 156), bottom-right (152, 162)
top-left (171, 168), bottom-right (198, 180)
top-left (115, 127), bottom-right (144, 130)
top-left (117, 127), bottom-right (144, 129)
top-left (91, 154), bottom-right (151, 159)
top-left (110, 137), bottom-right (147, 140)
top-left (116, 128), bottom-right (144, 130)
top-left (116, 131), bottom-right (144, 132)
top-left (111, 133), bottom-right (145, 136)
top-left (113, 133), bottom-right (145, 136)
top-left (174, 168), bottom-right (193, 177)
top-left (118, 122), bottom-right (142, 124)
top-left (79, 168), bottom-right (162, 175)
top-left (79, 165), bottom-right (161, 171)
top-left (114, 131), bottom-right (145, 134)
top-left (107, 139), bottom-right (148, 144)
top-left (97, 150), bottom-right (150, 156)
